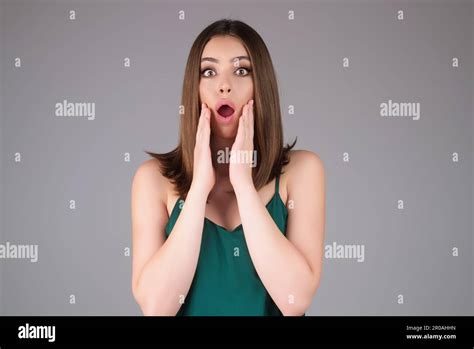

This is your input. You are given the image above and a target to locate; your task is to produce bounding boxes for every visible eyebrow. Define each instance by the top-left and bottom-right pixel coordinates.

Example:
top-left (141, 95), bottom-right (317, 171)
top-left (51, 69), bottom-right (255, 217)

top-left (200, 56), bottom-right (251, 64)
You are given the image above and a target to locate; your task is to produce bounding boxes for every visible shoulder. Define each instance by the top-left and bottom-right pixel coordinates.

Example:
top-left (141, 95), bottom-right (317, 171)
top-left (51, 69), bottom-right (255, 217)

top-left (131, 158), bottom-right (169, 204)
top-left (285, 149), bottom-right (325, 189)
top-left (278, 149), bottom-right (324, 202)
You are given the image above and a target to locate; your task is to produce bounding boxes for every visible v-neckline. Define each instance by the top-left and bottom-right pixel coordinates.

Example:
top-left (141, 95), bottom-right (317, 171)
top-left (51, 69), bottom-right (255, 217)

top-left (204, 193), bottom-right (278, 233)
top-left (167, 176), bottom-right (286, 235)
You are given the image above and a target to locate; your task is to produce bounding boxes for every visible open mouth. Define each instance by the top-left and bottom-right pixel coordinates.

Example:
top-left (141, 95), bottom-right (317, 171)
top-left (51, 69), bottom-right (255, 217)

top-left (217, 104), bottom-right (235, 118)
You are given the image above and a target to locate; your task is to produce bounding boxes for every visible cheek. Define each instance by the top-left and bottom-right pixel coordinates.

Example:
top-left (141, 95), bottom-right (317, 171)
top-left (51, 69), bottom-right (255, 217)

top-left (199, 80), bottom-right (214, 97)
top-left (236, 78), bottom-right (254, 96)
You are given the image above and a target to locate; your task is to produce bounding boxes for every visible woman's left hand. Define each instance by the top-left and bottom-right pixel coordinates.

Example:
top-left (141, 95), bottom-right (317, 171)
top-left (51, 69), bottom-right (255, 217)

top-left (229, 99), bottom-right (255, 193)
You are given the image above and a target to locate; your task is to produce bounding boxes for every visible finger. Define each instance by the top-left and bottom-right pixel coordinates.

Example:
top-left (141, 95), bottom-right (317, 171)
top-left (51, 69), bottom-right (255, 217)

top-left (202, 104), bottom-right (211, 140)
top-left (236, 113), bottom-right (244, 143)
top-left (244, 102), bottom-right (251, 140)
top-left (204, 105), bottom-right (211, 130)
top-left (247, 101), bottom-right (254, 164)
top-left (205, 103), bottom-right (211, 122)
top-left (242, 103), bottom-right (248, 136)
top-left (196, 103), bottom-right (206, 140)
top-left (249, 100), bottom-right (254, 141)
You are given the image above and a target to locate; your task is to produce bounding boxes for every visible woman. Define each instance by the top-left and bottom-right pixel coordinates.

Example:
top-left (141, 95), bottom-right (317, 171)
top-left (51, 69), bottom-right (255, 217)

top-left (131, 19), bottom-right (325, 316)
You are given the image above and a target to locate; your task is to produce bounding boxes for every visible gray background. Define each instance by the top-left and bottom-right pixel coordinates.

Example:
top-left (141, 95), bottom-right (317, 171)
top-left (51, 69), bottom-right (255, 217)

top-left (0, 0), bottom-right (472, 315)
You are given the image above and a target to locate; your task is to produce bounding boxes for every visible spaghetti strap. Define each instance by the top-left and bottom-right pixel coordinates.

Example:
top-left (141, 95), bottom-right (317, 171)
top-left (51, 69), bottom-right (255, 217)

top-left (275, 173), bottom-right (280, 195)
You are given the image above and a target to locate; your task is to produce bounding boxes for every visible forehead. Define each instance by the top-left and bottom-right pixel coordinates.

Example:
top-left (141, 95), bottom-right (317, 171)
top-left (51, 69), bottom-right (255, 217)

top-left (201, 35), bottom-right (248, 60)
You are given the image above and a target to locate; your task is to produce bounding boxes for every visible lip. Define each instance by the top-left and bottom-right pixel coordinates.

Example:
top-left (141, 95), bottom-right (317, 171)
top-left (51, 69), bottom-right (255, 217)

top-left (214, 99), bottom-right (237, 124)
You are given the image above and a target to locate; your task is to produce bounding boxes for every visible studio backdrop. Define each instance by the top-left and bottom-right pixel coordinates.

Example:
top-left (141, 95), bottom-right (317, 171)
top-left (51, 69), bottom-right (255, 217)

top-left (0, 0), bottom-right (472, 315)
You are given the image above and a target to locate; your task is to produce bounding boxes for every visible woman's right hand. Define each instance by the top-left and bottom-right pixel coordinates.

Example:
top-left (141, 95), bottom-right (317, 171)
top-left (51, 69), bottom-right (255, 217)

top-left (191, 103), bottom-right (215, 196)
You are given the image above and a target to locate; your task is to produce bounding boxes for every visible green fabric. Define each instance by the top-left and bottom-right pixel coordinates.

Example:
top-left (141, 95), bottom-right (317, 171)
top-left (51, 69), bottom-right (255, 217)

top-left (164, 174), bottom-right (288, 316)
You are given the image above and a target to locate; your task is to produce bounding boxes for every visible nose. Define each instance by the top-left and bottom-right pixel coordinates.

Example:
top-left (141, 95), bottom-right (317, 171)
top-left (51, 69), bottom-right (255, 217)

top-left (219, 84), bottom-right (231, 94)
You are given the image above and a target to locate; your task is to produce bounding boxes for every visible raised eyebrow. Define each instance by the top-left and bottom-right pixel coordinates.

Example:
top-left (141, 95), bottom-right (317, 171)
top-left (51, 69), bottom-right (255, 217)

top-left (200, 56), bottom-right (251, 64)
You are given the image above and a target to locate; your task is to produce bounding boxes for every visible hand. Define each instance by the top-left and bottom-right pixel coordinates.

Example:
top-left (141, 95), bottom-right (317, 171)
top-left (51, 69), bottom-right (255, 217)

top-left (229, 99), bottom-right (255, 192)
top-left (191, 103), bottom-right (215, 196)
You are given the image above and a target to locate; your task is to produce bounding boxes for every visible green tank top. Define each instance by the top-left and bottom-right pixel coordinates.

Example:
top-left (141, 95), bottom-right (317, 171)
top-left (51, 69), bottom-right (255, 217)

top-left (164, 174), bottom-right (288, 316)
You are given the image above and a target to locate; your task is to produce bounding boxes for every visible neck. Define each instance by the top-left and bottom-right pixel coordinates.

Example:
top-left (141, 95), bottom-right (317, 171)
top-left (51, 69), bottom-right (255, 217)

top-left (210, 135), bottom-right (235, 193)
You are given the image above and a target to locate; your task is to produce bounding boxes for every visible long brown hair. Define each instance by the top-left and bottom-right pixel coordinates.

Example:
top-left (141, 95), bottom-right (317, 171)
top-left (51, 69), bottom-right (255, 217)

top-left (145, 19), bottom-right (297, 200)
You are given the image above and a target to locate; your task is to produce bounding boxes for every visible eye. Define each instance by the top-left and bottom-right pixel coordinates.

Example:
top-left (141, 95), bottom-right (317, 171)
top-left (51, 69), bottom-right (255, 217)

top-left (201, 68), bottom-right (216, 78)
top-left (200, 66), bottom-right (252, 78)
top-left (236, 67), bottom-right (252, 76)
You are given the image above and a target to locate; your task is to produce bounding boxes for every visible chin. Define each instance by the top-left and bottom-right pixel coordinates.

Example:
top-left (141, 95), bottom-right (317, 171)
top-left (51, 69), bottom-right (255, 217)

top-left (211, 125), bottom-right (238, 139)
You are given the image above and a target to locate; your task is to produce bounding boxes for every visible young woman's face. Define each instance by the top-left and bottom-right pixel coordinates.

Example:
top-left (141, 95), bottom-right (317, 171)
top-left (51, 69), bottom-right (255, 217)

top-left (199, 35), bottom-right (254, 139)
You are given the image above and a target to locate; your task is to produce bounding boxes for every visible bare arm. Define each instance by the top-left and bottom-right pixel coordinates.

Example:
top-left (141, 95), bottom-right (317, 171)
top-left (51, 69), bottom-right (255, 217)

top-left (131, 168), bottom-right (208, 315)
top-left (234, 151), bottom-right (325, 316)
top-left (131, 104), bottom-right (215, 316)
top-left (229, 102), bottom-right (325, 316)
